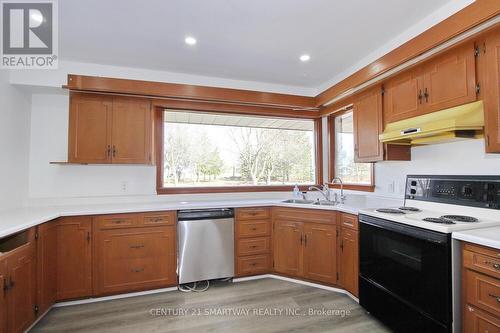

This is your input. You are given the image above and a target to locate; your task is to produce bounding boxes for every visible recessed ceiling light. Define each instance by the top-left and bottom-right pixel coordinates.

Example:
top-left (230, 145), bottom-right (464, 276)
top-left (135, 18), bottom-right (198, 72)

top-left (299, 54), bottom-right (310, 62)
top-left (185, 36), bottom-right (197, 45)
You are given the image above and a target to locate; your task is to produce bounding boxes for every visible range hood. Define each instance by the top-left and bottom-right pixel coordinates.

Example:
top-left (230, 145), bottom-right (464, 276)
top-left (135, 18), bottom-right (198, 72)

top-left (379, 101), bottom-right (484, 145)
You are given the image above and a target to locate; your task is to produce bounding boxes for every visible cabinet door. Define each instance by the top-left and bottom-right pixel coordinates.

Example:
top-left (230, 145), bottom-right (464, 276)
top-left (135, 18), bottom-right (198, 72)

top-left (6, 241), bottom-right (37, 333)
top-left (340, 228), bottom-right (359, 297)
top-left (111, 97), bottom-right (152, 164)
top-left (303, 223), bottom-right (337, 284)
top-left (68, 93), bottom-right (112, 163)
top-left (353, 86), bottom-right (384, 162)
top-left (56, 217), bottom-right (93, 301)
top-left (483, 28), bottom-right (500, 152)
top-left (0, 260), bottom-right (6, 333)
top-left (464, 305), bottom-right (500, 333)
top-left (93, 226), bottom-right (176, 296)
top-left (273, 220), bottom-right (303, 277)
top-left (36, 221), bottom-right (58, 315)
top-left (422, 42), bottom-right (476, 114)
top-left (383, 69), bottom-right (423, 124)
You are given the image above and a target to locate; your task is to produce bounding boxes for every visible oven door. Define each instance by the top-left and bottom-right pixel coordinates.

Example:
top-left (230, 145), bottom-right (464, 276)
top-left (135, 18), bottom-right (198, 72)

top-left (359, 215), bottom-right (451, 327)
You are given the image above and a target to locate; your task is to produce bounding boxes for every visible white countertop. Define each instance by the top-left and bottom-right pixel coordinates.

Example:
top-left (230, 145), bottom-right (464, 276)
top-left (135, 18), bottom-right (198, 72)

top-left (0, 197), bottom-right (387, 239)
top-left (452, 227), bottom-right (500, 250)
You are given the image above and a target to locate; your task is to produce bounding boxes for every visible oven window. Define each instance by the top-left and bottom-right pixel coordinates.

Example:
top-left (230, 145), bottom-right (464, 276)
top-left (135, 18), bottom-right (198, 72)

top-left (374, 236), bottom-right (422, 271)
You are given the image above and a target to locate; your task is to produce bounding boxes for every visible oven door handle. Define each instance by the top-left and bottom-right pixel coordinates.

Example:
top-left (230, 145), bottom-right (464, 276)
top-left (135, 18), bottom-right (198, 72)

top-left (359, 215), bottom-right (449, 244)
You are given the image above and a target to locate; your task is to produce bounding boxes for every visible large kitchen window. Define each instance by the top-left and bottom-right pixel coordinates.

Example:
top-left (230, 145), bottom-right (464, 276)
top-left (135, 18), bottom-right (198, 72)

top-left (332, 110), bottom-right (373, 189)
top-left (159, 110), bottom-right (320, 193)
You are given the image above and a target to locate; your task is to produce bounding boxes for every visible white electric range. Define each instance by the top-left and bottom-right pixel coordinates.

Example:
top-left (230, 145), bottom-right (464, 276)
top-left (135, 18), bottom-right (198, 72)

top-left (357, 175), bottom-right (500, 333)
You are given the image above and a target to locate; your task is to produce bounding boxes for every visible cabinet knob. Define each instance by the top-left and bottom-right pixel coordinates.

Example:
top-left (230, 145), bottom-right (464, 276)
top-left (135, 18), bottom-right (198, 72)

top-left (132, 268), bottom-right (144, 273)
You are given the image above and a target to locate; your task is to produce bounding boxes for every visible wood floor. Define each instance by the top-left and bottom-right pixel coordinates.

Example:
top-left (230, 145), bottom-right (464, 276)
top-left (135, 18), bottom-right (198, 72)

top-left (32, 278), bottom-right (391, 333)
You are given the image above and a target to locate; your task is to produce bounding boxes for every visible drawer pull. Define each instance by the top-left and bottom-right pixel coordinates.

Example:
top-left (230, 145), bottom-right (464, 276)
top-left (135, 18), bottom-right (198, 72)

top-left (112, 219), bottom-right (126, 224)
top-left (250, 227), bottom-right (257, 231)
top-left (130, 244), bottom-right (145, 249)
top-left (250, 245), bottom-right (258, 248)
top-left (488, 293), bottom-right (500, 303)
top-left (149, 217), bottom-right (164, 223)
top-left (249, 263), bottom-right (257, 266)
top-left (485, 261), bottom-right (500, 270)
top-left (248, 212), bottom-right (258, 216)
top-left (132, 268), bottom-right (144, 273)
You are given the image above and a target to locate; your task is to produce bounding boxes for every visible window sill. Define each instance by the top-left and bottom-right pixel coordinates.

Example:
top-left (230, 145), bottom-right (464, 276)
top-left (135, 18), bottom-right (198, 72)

top-left (327, 183), bottom-right (375, 192)
top-left (157, 185), bottom-right (317, 195)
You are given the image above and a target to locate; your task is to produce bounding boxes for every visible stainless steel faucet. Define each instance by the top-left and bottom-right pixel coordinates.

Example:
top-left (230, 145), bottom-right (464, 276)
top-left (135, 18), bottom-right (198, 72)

top-left (331, 177), bottom-right (346, 204)
top-left (308, 184), bottom-right (332, 202)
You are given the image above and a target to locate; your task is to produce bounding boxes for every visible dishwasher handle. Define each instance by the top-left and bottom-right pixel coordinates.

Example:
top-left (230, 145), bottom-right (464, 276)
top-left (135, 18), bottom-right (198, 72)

top-left (178, 208), bottom-right (234, 221)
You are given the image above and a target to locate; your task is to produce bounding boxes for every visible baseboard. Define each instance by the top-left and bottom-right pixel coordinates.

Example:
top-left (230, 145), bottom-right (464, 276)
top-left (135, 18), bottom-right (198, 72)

top-left (54, 286), bottom-right (178, 307)
top-left (232, 273), bottom-right (359, 303)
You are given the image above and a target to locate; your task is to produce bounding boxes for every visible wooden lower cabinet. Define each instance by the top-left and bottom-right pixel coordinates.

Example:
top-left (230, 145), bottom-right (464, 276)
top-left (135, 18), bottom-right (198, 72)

top-left (339, 227), bottom-right (359, 297)
top-left (93, 225), bottom-right (176, 296)
top-left (0, 229), bottom-right (37, 333)
top-left (462, 242), bottom-right (500, 331)
top-left (36, 222), bottom-right (58, 315)
top-left (303, 223), bottom-right (337, 284)
top-left (273, 220), bottom-right (304, 277)
top-left (273, 208), bottom-right (339, 285)
top-left (56, 217), bottom-right (93, 301)
top-left (234, 208), bottom-right (272, 277)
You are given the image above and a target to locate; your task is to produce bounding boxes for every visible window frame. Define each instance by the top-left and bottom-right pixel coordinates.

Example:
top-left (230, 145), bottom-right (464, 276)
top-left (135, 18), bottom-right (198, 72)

top-left (328, 109), bottom-right (375, 192)
top-left (155, 103), bottom-right (323, 194)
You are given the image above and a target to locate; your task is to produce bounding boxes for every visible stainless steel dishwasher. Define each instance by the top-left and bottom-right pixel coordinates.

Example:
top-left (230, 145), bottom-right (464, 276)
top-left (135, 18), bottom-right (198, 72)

top-left (177, 208), bottom-right (234, 284)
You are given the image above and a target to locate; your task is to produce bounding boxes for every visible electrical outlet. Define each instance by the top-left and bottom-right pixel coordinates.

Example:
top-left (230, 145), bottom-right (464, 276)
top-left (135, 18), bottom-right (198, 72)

top-left (120, 181), bottom-right (129, 193)
top-left (387, 181), bottom-right (395, 193)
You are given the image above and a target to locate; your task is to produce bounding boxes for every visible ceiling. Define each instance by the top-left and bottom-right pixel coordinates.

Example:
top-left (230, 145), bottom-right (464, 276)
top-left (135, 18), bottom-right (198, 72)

top-left (59, 0), bottom-right (470, 92)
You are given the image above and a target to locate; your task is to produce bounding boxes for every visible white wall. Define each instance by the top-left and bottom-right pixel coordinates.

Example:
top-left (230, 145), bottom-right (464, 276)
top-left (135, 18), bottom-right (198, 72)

top-left (0, 71), bottom-right (31, 210)
top-left (374, 139), bottom-right (500, 198)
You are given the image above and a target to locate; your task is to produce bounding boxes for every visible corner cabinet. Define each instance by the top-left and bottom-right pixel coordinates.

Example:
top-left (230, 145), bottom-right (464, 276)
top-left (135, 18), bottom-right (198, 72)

top-left (68, 93), bottom-right (153, 164)
top-left (353, 86), bottom-right (411, 162)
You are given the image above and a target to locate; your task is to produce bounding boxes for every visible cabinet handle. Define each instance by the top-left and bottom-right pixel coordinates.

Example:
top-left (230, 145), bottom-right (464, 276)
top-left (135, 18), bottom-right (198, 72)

top-left (87, 231), bottom-right (91, 243)
top-left (300, 234), bottom-right (303, 245)
top-left (250, 245), bottom-right (258, 248)
top-left (304, 234), bottom-right (308, 247)
top-left (494, 263), bottom-right (500, 270)
top-left (424, 88), bottom-right (429, 102)
top-left (112, 146), bottom-right (116, 157)
top-left (488, 293), bottom-right (500, 303)
top-left (249, 263), bottom-right (257, 267)
top-left (106, 145), bottom-right (111, 157)
top-left (149, 217), bottom-right (164, 223)
top-left (3, 278), bottom-right (9, 293)
top-left (418, 89), bottom-right (423, 104)
top-left (8, 277), bottom-right (14, 289)
top-left (340, 240), bottom-right (344, 251)
top-left (112, 219), bottom-right (125, 224)
top-left (130, 244), bottom-right (145, 249)
top-left (132, 268), bottom-right (144, 273)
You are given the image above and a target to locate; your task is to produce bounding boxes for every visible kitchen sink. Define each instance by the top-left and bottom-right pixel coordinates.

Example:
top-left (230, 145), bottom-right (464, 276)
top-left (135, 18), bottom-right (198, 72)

top-left (281, 199), bottom-right (315, 204)
top-left (313, 200), bottom-right (337, 206)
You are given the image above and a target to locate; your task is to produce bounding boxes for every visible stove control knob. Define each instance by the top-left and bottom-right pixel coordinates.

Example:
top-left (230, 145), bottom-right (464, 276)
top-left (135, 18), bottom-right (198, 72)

top-left (410, 189), bottom-right (417, 195)
top-left (410, 180), bottom-right (417, 186)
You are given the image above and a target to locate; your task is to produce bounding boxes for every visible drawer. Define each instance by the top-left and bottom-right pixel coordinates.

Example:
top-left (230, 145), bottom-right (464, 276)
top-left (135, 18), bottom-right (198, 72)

top-left (273, 207), bottom-right (335, 224)
top-left (465, 269), bottom-right (500, 317)
top-left (236, 207), bottom-right (270, 220)
top-left (340, 213), bottom-right (358, 230)
top-left (103, 256), bottom-right (170, 286)
top-left (95, 214), bottom-right (138, 229)
top-left (237, 237), bottom-right (270, 256)
top-left (142, 211), bottom-right (175, 227)
top-left (464, 304), bottom-right (500, 333)
top-left (236, 255), bottom-right (270, 275)
top-left (97, 227), bottom-right (172, 260)
top-left (236, 220), bottom-right (270, 238)
top-left (463, 244), bottom-right (500, 279)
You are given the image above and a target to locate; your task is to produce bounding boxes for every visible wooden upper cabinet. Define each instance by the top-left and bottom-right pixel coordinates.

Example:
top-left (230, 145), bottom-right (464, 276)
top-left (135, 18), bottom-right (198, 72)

top-left (353, 86), bottom-right (384, 162)
top-left (483, 27), bottom-right (500, 153)
top-left (273, 220), bottom-right (303, 277)
top-left (303, 223), bottom-right (337, 284)
top-left (56, 217), bottom-right (93, 301)
top-left (36, 222), bottom-right (58, 316)
top-left (421, 42), bottom-right (476, 114)
top-left (68, 93), bottom-right (153, 164)
top-left (383, 69), bottom-right (423, 124)
top-left (68, 93), bottom-right (112, 163)
top-left (111, 97), bottom-right (152, 164)
top-left (382, 42), bottom-right (477, 125)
